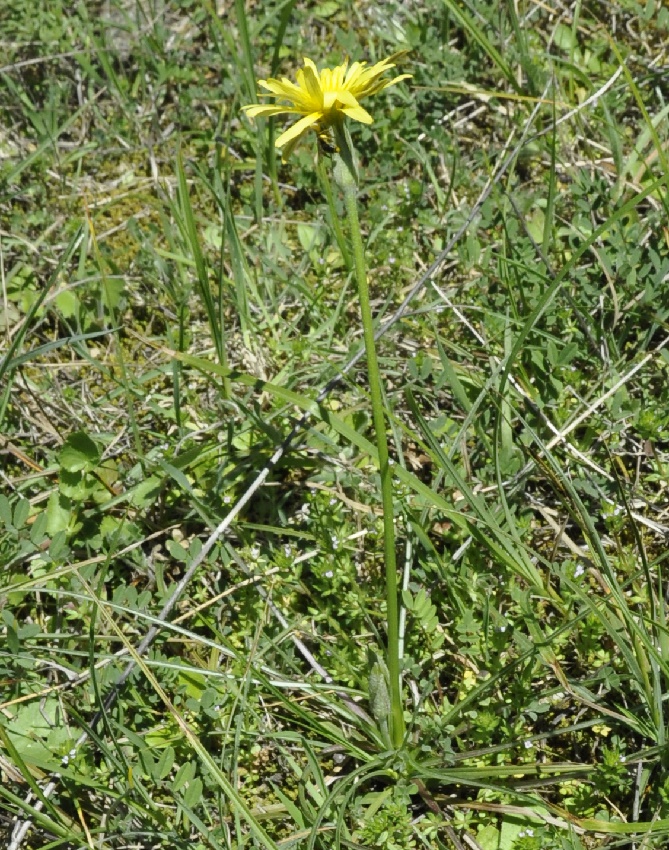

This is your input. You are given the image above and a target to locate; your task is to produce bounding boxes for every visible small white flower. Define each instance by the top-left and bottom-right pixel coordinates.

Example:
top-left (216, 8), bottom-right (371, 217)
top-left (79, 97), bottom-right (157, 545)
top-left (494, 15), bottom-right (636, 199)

top-left (250, 547), bottom-right (260, 559)
top-left (524, 740), bottom-right (533, 749)
top-left (284, 544), bottom-right (291, 557)
top-left (526, 828), bottom-right (534, 837)
top-left (325, 570), bottom-right (333, 578)
top-left (574, 564), bottom-right (585, 578)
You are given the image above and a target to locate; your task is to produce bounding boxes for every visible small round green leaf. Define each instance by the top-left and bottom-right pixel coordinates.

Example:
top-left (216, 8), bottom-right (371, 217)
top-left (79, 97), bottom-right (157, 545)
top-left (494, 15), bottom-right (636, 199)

top-left (59, 431), bottom-right (100, 473)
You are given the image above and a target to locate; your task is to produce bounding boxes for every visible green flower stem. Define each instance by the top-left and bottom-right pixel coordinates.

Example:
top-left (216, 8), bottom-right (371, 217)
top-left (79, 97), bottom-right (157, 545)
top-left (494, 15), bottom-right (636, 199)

top-left (334, 154), bottom-right (404, 749)
top-left (317, 153), bottom-right (352, 270)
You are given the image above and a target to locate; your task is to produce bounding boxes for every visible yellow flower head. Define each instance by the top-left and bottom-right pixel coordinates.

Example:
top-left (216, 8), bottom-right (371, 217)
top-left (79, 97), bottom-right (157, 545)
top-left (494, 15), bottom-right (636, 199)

top-left (242, 53), bottom-right (411, 160)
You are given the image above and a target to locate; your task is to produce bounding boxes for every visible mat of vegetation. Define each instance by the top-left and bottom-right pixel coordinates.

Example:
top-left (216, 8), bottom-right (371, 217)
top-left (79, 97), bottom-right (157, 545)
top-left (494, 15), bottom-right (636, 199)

top-left (2, 1), bottom-right (669, 848)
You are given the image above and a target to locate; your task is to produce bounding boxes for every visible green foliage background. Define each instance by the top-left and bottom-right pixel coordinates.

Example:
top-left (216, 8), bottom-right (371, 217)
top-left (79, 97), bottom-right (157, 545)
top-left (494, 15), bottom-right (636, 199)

top-left (1, 0), bottom-right (669, 848)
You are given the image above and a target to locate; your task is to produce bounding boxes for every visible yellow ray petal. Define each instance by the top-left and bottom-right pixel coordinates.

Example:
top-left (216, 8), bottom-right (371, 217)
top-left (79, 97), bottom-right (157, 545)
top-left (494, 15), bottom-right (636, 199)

top-left (364, 73), bottom-right (412, 97)
top-left (332, 60), bottom-right (348, 88)
top-left (242, 104), bottom-right (301, 118)
top-left (384, 72), bottom-right (412, 86)
top-left (279, 132), bottom-right (303, 162)
top-left (342, 104), bottom-right (373, 124)
top-left (303, 57), bottom-right (319, 75)
top-left (259, 78), bottom-right (303, 98)
top-left (353, 65), bottom-right (395, 93)
top-left (275, 111), bottom-right (323, 147)
top-left (322, 88), bottom-right (361, 111)
top-left (344, 63), bottom-right (366, 90)
top-left (300, 62), bottom-right (323, 107)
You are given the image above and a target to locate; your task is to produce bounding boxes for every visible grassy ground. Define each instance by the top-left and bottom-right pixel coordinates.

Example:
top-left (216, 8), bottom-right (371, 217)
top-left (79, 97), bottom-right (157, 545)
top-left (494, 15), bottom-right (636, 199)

top-left (2, 0), bottom-right (669, 848)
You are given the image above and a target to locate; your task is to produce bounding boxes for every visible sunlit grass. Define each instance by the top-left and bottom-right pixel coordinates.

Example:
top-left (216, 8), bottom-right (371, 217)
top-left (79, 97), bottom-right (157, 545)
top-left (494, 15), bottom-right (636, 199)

top-left (1, 2), bottom-right (669, 849)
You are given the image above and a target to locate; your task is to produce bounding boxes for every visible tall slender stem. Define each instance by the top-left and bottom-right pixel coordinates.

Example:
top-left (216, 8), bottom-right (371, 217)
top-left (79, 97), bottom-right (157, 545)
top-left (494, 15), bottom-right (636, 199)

top-left (335, 155), bottom-right (404, 749)
top-left (317, 153), bottom-right (352, 270)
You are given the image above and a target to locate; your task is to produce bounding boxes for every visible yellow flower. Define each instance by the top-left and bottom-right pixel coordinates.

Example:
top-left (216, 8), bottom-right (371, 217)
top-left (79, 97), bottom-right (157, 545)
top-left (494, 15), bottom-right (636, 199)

top-left (242, 53), bottom-right (411, 159)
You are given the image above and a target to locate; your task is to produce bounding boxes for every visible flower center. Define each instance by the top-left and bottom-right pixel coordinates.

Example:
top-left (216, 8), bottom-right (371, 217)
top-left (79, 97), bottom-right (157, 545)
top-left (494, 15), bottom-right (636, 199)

top-left (322, 89), bottom-right (347, 111)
